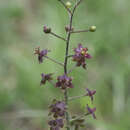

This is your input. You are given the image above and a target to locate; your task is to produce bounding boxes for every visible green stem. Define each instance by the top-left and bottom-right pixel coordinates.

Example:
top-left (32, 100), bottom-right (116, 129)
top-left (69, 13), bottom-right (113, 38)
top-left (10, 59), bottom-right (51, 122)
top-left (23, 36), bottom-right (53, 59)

top-left (70, 113), bottom-right (89, 123)
top-left (50, 32), bottom-right (67, 41)
top-left (64, 8), bottom-right (74, 130)
top-left (58, 0), bottom-right (72, 15)
top-left (70, 29), bottom-right (89, 33)
top-left (68, 94), bottom-right (86, 101)
top-left (45, 56), bottom-right (64, 67)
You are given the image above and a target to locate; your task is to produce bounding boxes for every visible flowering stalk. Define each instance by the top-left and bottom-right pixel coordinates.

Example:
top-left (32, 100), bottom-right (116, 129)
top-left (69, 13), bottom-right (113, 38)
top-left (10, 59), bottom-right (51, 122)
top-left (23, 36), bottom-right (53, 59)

top-left (63, 0), bottom-right (84, 129)
top-left (34, 0), bottom-right (97, 130)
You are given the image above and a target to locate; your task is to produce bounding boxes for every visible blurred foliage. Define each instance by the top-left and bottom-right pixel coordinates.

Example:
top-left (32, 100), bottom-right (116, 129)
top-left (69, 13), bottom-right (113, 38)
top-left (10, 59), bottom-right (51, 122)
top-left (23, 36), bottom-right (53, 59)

top-left (0, 0), bottom-right (129, 130)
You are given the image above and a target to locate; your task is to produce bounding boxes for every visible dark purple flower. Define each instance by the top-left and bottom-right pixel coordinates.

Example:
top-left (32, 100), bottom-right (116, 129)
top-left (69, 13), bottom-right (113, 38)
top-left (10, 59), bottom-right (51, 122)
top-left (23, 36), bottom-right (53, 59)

top-left (34, 47), bottom-right (49, 63)
top-left (87, 104), bottom-right (96, 119)
top-left (40, 73), bottom-right (53, 85)
top-left (56, 74), bottom-right (74, 89)
top-left (48, 118), bottom-right (64, 130)
top-left (49, 101), bottom-right (66, 118)
top-left (72, 44), bottom-right (91, 69)
top-left (86, 88), bottom-right (96, 102)
top-left (43, 25), bottom-right (51, 33)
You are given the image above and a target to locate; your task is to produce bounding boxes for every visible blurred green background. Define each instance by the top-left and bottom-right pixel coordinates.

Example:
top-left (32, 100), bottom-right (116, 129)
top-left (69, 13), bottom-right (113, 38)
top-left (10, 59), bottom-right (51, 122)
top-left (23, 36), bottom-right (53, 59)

top-left (0, 0), bottom-right (129, 130)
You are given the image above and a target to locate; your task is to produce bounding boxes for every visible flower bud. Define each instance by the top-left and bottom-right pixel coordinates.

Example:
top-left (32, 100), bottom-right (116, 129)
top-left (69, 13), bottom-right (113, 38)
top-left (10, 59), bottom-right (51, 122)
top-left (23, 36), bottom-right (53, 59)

top-left (43, 26), bottom-right (51, 33)
top-left (89, 26), bottom-right (96, 32)
top-left (65, 25), bottom-right (74, 32)
top-left (66, 1), bottom-right (72, 8)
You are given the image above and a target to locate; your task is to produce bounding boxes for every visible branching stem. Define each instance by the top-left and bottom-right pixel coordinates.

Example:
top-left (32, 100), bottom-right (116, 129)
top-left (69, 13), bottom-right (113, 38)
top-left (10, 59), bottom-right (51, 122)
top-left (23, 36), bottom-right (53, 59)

top-left (63, 1), bottom-right (83, 130)
top-left (68, 94), bottom-right (86, 101)
top-left (45, 56), bottom-right (64, 67)
top-left (64, 7), bottom-right (74, 130)
top-left (70, 113), bottom-right (89, 123)
top-left (58, 0), bottom-right (72, 15)
top-left (50, 32), bottom-right (67, 41)
top-left (66, 55), bottom-right (74, 58)
top-left (73, 0), bottom-right (83, 13)
top-left (70, 29), bottom-right (89, 33)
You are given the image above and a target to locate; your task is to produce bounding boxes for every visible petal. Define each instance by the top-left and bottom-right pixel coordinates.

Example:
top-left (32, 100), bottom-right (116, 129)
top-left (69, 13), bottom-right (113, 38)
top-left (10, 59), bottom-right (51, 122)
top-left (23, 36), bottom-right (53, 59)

top-left (82, 63), bottom-right (86, 69)
top-left (38, 55), bottom-right (43, 63)
top-left (78, 43), bottom-right (83, 49)
top-left (40, 80), bottom-right (46, 85)
top-left (40, 49), bottom-right (48, 56)
top-left (86, 88), bottom-right (91, 94)
top-left (48, 120), bottom-right (53, 126)
top-left (57, 119), bottom-right (64, 127)
top-left (92, 107), bottom-right (96, 112)
top-left (55, 127), bottom-right (59, 130)
top-left (85, 53), bottom-right (92, 59)
top-left (92, 90), bottom-right (96, 95)
top-left (69, 84), bottom-right (74, 88)
top-left (41, 73), bottom-right (45, 78)
top-left (56, 82), bottom-right (61, 87)
top-left (87, 106), bottom-right (92, 113)
top-left (56, 102), bottom-right (65, 110)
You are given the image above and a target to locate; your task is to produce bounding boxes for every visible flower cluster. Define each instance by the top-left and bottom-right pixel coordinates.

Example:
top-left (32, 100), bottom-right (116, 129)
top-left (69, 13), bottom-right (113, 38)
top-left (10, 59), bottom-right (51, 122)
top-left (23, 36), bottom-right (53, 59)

top-left (72, 44), bottom-right (91, 69)
top-left (56, 74), bottom-right (74, 89)
top-left (49, 100), bottom-right (66, 118)
top-left (48, 100), bottom-right (66, 130)
top-left (48, 119), bottom-right (64, 130)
